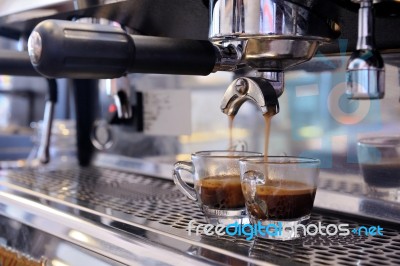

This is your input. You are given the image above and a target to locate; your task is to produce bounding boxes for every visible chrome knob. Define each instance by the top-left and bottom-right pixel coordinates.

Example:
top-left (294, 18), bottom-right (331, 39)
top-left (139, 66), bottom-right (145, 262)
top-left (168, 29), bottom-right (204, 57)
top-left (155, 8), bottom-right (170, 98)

top-left (28, 31), bottom-right (42, 65)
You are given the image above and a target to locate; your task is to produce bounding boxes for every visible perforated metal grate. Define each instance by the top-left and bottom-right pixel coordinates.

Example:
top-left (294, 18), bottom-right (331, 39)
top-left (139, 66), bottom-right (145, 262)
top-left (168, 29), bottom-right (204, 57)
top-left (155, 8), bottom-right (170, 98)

top-left (2, 167), bottom-right (400, 265)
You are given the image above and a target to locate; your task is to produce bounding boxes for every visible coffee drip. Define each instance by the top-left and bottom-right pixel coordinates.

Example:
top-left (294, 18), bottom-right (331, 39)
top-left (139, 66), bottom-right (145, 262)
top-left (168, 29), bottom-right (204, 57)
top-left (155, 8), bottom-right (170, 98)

top-left (228, 115), bottom-right (235, 151)
top-left (228, 112), bottom-right (274, 158)
top-left (221, 76), bottom-right (279, 156)
top-left (263, 108), bottom-right (275, 159)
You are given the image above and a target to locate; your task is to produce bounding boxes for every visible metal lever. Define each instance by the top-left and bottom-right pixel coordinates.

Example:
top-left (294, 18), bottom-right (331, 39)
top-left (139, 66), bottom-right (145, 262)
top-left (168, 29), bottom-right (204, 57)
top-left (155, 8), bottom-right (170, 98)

top-left (220, 77), bottom-right (280, 116)
top-left (103, 77), bottom-right (132, 119)
top-left (113, 90), bottom-right (132, 119)
top-left (37, 79), bottom-right (57, 164)
top-left (346, 0), bottom-right (384, 99)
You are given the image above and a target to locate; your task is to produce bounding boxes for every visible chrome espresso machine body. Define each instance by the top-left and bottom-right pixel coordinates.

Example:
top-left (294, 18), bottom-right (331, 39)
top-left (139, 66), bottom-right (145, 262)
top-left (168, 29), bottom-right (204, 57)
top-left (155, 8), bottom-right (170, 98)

top-left (0, 1), bottom-right (400, 265)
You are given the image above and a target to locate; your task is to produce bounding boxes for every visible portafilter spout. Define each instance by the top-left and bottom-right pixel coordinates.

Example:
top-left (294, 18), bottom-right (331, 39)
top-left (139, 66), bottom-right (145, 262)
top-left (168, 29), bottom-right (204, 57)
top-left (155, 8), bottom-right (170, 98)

top-left (213, 0), bottom-right (337, 117)
top-left (220, 76), bottom-right (280, 117)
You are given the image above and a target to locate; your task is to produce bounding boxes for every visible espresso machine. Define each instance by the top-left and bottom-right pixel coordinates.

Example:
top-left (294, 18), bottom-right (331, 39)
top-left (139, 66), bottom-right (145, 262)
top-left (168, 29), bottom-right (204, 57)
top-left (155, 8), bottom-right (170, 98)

top-left (0, 1), bottom-right (400, 265)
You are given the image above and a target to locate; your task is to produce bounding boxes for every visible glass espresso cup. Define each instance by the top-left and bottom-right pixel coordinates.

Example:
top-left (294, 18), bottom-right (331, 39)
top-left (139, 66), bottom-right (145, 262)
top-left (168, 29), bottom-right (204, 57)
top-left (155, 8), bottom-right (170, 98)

top-left (173, 150), bottom-right (261, 225)
top-left (357, 136), bottom-right (400, 201)
top-left (239, 156), bottom-right (320, 240)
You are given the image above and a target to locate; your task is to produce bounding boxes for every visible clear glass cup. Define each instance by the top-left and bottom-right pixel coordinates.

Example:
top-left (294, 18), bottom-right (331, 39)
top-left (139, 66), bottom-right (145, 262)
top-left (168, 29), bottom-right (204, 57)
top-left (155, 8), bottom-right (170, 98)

top-left (357, 136), bottom-right (400, 201)
top-left (239, 156), bottom-right (320, 241)
top-left (173, 150), bottom-right (261, 225)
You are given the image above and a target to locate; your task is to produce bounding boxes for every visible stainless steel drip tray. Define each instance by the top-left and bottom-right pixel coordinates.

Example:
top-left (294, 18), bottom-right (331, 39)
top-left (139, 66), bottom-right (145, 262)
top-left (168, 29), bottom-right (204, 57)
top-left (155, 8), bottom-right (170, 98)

top-left (1, 167), bottom-right (400, 266)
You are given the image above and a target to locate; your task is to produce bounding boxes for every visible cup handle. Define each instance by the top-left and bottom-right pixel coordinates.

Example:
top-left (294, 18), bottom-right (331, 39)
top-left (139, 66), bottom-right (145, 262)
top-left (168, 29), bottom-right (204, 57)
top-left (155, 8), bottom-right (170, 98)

top-left (173, 161), bottom-right (197, 201)
top-left (242, 170), bottom-right (265, 197)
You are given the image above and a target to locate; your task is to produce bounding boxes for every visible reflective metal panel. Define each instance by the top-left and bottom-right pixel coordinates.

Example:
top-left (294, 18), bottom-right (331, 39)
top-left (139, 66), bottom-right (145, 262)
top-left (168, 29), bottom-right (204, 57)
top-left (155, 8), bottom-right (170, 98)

top-left (1, 166), bottom-right (400, 265)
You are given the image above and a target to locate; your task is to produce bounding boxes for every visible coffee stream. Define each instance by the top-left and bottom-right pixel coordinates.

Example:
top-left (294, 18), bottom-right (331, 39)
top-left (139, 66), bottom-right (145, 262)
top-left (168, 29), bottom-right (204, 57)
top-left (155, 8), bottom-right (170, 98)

top-left (263, 114), bottom-right (273, 160)
top-left (227, 111), bottom-right (317, 220)
top-left (228, 113), bottom-right (272, 157)
top-left (228, 115), bottom-right (235, 151)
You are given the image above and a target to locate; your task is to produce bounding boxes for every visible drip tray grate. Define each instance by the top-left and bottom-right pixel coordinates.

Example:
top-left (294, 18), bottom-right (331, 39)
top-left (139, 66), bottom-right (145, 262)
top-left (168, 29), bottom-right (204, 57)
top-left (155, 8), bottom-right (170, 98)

top-left (1, 167), bottom-right (400, 265)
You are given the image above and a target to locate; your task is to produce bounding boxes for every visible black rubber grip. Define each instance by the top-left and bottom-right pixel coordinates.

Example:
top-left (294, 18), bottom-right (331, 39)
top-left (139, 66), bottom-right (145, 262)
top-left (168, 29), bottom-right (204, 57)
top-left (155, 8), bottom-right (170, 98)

top-left (0, 49), bottom-right (38, 76)
top-left (31, 20), bottom-right (133, 79)
top-left (129, 35), bottom-right (216, 75)
top-left (30, 19), bottom-right (216, 79)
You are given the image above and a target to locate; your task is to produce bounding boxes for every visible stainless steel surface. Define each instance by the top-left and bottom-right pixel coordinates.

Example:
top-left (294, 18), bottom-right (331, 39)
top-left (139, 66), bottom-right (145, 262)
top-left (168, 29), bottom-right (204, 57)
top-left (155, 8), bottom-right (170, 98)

top-left (93, 154), bottom-right (175, 180)
top-left (237, 37), bottom-right (323, 71)
top-left (0, 215), bottom-right (125, 266)
top-left (0, 167), bottom-right (269, 265)
top-left (1, 165), bottom-right (400, 265)
top-left (209, 0), bottom-right (338, 40)
top-left (220, 77), bottom-right (280, 116)
top-left (0, 0), bottom-right (72, 18)
top-left (213, 0), bottom-right (338, 123)
top-left (346, 0), bottom-right (385, 99)
top-left (209, 0), bottom-right (339, 71)
top-left (257, 71), bottom-right (285, 98)
top-left (0, 187), bottom-right (213, 266)
top-left (94, 154), bottom-right (400, 224)
top-left (357, 0), bottom-right (375, 51)
top-left (212, 43), bottom-right (241, 72)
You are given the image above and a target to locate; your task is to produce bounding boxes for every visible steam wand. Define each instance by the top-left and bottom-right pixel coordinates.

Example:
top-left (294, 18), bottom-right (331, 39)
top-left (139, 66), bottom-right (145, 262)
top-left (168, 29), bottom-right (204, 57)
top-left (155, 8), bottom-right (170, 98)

top-left (346, 0), bottom-right (384, 99)
top-left (36, 79), bottom-right (57, 164)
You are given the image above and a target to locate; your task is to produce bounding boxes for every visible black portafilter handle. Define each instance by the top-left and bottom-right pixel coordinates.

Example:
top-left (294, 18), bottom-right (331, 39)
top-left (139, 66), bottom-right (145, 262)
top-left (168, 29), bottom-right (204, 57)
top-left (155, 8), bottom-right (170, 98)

top-left (0, 50), bottom-right (38, 76)
top-left (28, 20), bottom-right (217, 79)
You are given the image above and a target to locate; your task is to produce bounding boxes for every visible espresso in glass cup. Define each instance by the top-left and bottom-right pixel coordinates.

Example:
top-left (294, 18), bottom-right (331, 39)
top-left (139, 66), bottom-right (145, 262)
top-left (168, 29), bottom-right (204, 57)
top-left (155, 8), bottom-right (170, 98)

top-left (239, 156), bottom-right (320, 240)
top-left (357, 136), bottom-right (400, 201)
top-left (173, 150), bottom-right (261, 225)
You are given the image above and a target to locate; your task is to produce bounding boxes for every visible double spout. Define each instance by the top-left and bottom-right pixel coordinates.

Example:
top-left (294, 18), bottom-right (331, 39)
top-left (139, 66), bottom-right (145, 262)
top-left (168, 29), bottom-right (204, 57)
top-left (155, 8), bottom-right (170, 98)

top-left (220, 72), bottom-right (283, 117)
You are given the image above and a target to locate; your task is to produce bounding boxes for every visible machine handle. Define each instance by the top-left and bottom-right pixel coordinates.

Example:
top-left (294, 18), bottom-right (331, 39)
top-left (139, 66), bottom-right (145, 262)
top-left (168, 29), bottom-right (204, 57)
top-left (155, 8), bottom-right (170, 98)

top-left (28, 19), bottom-right (217, 79)
top-left (0, 50), bottom-right (38, 76)
top-left (28, 20), bottom-right (133, 79)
